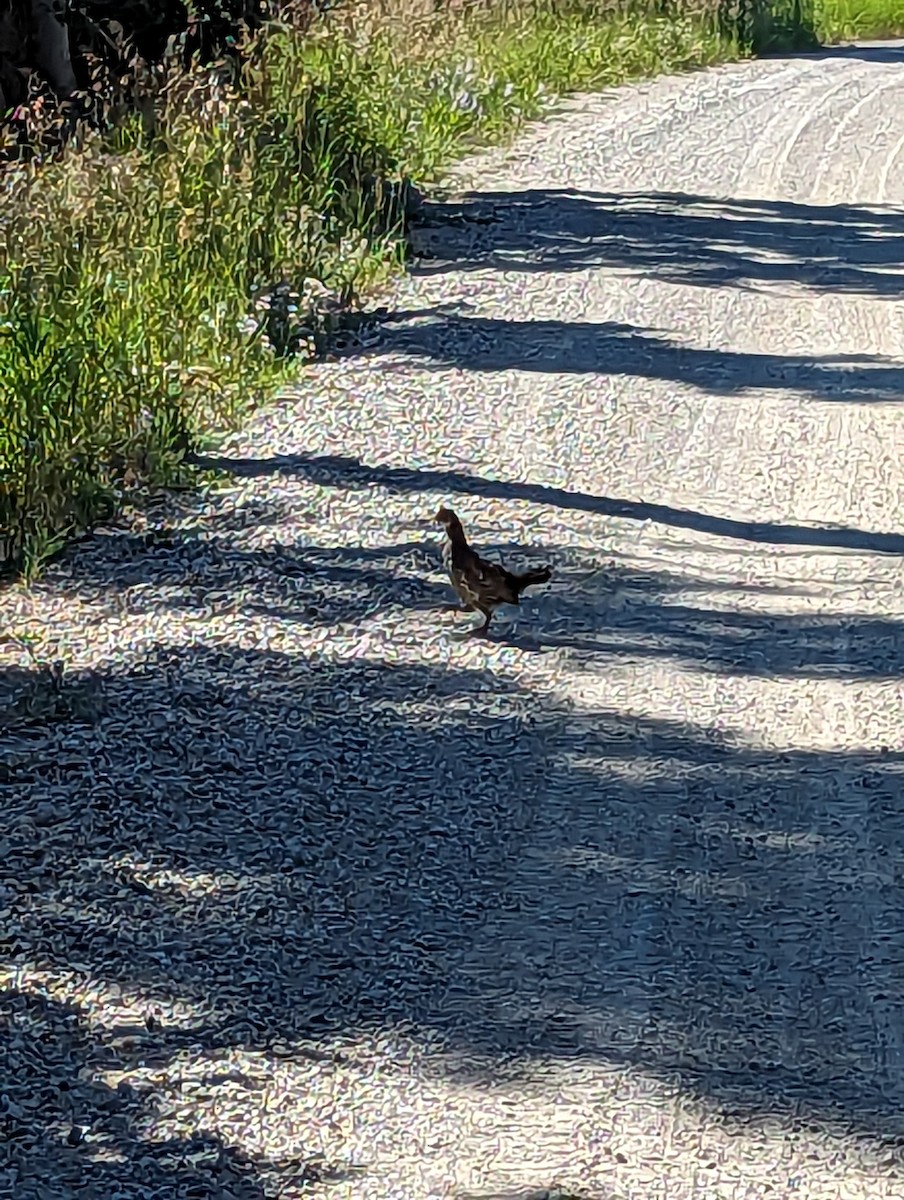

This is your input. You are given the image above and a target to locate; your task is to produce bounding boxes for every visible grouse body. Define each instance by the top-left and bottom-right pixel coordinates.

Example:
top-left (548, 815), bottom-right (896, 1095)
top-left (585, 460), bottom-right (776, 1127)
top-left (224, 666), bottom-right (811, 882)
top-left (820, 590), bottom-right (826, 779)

top-left (434, 505), bottom-right (552, 636)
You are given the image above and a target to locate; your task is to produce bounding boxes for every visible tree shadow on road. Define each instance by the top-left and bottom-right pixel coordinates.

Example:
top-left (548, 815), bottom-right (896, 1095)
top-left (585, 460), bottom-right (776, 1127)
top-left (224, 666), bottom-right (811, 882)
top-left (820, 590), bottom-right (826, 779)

top-left (408, 187), bottom-right (904, 302)
top-left (0, 988), bottom-right (272, 1200)
top-left (190, 450), bottom-right (904, 556)
top-left (4, 631), bottom-right (904, 1187)
top-left (339, 305), bottom-right (904, 403)
top-left (42, 513), bottom-right (447, 629)
top-left (337, 185), bottom-right (904, 403)
top-left (788, 43), bottom-right (904, 66)
top-left (20, 489), bottom-right (904, 682)
top-left (504, 551), bottom-right (904, 680)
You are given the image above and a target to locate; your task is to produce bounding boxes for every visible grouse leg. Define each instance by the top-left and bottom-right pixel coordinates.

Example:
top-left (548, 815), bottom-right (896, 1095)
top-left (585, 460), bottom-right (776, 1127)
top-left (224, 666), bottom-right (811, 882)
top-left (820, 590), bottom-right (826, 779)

top-left (467, 605), bottom-right (495, 637)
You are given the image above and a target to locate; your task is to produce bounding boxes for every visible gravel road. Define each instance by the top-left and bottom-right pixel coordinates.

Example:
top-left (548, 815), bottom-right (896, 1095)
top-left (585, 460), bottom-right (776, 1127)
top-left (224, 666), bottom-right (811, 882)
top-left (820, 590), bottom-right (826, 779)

top-left (4, 39), bottom-right (904, 1200)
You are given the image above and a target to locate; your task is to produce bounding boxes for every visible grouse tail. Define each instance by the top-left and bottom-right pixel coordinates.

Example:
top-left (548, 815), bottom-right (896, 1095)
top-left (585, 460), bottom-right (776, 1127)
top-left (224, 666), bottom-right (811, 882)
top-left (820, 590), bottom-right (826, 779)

top-left (511, 565), bottom-right (552, 596)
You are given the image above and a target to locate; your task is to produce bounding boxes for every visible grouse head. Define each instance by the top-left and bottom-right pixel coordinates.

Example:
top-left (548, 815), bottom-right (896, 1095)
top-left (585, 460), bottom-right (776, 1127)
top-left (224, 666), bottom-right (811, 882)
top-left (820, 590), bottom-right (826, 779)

top-left (434, 505), bottom-right (459, 529)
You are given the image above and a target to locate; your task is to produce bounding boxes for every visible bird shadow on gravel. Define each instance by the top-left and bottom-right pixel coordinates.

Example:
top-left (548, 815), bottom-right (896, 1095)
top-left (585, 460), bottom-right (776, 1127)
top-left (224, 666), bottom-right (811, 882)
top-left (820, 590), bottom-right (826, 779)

top-left (407, 186), bottom-right (904, 303)
top-left (4, 636), bottom-right (904, 1190)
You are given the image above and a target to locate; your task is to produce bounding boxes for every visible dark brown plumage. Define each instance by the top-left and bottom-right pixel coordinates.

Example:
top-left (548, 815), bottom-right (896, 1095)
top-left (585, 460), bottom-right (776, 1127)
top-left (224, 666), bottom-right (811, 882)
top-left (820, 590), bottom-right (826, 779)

top-left (434, 505), bottom-right (552, 636)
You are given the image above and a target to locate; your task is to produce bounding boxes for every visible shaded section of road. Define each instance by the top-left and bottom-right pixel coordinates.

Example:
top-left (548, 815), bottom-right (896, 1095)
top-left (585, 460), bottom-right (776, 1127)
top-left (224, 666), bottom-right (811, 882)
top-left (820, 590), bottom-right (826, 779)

top-left (328, 305), bottom-right (904, 402)
top-left (0, 988), bottom-right (270, 1199)
top-left (4, 640), bottom-right (904, 1166)
top-left (20, 518), bottom-right (904, 680)
top-left (409, 188), bottom-right (904, 299)
top-left (190, 451), bottom-right (904, 556)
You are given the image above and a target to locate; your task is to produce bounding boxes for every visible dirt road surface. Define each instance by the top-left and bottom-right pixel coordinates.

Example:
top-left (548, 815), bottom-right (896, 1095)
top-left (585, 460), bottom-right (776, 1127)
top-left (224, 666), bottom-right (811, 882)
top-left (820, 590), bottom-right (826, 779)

top-left (3, 40), bottom-right (904, 1200)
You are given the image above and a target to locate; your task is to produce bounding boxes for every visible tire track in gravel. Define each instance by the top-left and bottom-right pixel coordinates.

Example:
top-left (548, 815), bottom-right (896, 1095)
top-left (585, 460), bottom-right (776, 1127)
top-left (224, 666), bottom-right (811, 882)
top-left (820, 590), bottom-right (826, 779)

top-left (4, 40), bottom-right (904, 1200)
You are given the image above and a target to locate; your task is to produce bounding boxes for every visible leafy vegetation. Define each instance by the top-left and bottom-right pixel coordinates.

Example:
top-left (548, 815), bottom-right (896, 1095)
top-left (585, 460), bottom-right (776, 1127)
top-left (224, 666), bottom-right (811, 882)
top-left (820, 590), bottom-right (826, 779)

top-left (0, 0), bottom-right (897, 578)
top-left (815, 0), bottom-right (904, 40)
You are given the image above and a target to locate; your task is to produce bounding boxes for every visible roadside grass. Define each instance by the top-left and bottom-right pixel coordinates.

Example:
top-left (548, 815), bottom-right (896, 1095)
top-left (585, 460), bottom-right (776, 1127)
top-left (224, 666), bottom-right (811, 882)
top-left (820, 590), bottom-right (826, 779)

top-left (0, 0), bottom-right (897, 579)
top-left (814, 0), bottom-right (904, 40)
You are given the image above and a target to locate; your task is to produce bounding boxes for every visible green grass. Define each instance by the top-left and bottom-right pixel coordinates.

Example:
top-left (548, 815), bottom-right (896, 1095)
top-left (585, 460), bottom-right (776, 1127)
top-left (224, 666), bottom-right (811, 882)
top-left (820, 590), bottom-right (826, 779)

top-left (814, 0), bottom-right (904, 39)
top-left (0, 0), bottom-right (899, 578)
